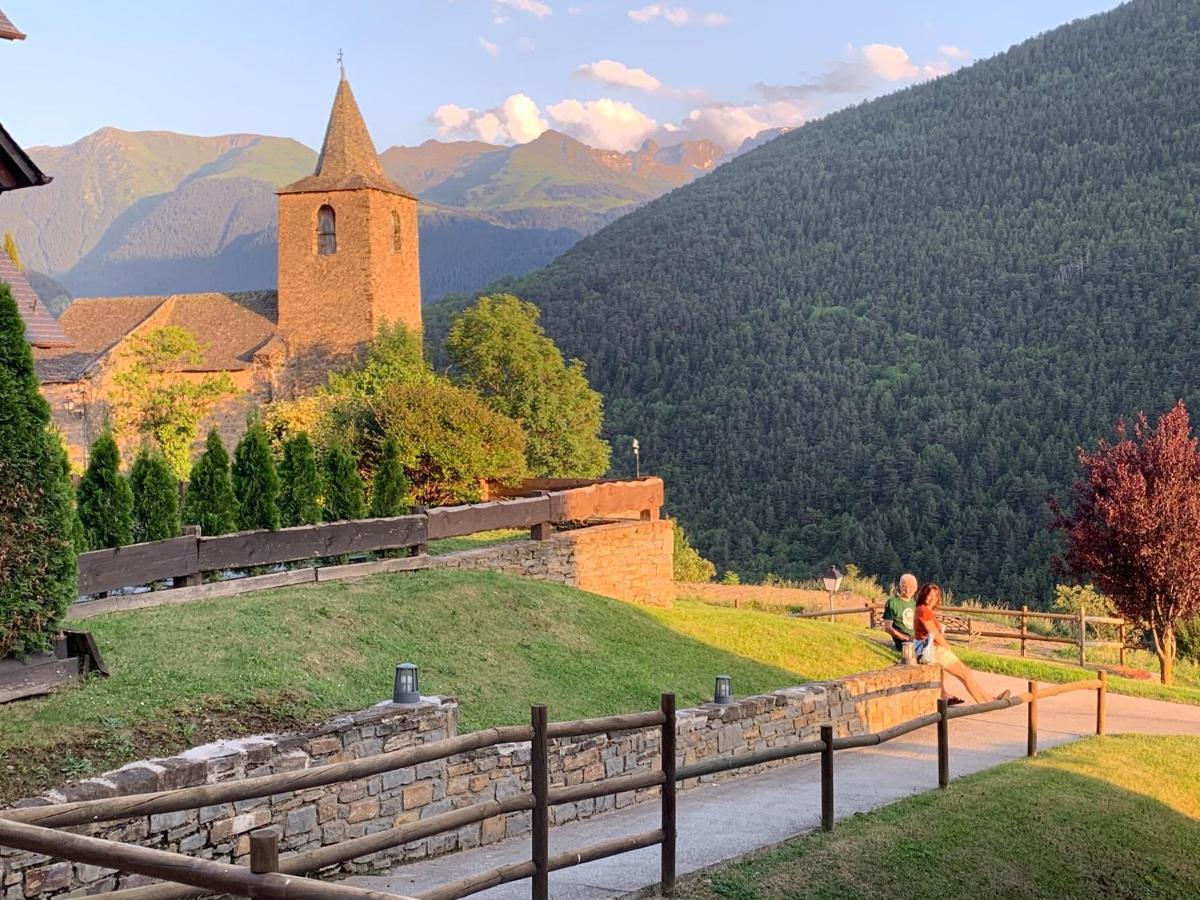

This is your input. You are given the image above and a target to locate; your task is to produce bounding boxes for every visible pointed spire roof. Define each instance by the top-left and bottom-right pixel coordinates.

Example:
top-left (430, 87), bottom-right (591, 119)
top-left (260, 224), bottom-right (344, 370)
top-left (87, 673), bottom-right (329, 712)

top-left (279, 70), bottom-right (414, 198)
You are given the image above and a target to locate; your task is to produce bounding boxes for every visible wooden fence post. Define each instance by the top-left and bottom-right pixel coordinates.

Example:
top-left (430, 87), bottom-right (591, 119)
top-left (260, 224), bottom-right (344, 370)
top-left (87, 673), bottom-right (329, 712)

top-left (1078, 606), bottom-right (1087, 667)
top-left (1119, 623), bottom-right (1127, 667)
top-left (1020, 605), bottom-right (1028, 657)
top-left (937, 699), bottom-right (949, 788)
top-left (967, 618), bottom-right (976, 649)
top-left (530, 522), bottom-right (553, 541)
top-left (249, 828), bottom-right (279, 874)
top-left (173, 525), bottom-right (202, 589)
top-left (1097, 670), bottom-right (1107, 736)
top-left (820, 724), bottom-right (834, 832)
top-left (660, 693), bottom-right (677, 895)
top-left (1027, 680), bottom-right (1038, 757)
top-left (531, 704), bottom-right (549, 900)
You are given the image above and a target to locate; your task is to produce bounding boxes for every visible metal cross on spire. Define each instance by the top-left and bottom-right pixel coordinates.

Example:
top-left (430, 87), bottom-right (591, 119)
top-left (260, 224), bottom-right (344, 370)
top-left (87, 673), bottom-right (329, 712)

top-left (337, 48), bottom-right (345, 76)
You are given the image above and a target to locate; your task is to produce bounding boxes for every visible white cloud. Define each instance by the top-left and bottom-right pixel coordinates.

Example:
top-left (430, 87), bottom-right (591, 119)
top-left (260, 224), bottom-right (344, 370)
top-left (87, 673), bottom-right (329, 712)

top-left (478, 36), bottom-right (500, 55)
top-left (672, 100), bottom-right (808, 150)
top-left (519, 36), bottom-right (537, 52)
top-left (497, 0), bottom-right (552, 18)
top-left (861, 43), bottom-right (918, 82)
top-left (922, 60), bottom-right (952, 78)
top-left (567, 4), bottom-right (582, 13)
top-left (430, 93), bottom-right (550, 144)
top-left (492, 14), bottom-right (510, 23)
top-left (574, 59), bottom-right (662, 92)
top-left (546, 98), bottom-right (658, 151)
top-left (627, 4), bottom-right (727, 26)
top-left (938, 44), bottom-right (970, 59)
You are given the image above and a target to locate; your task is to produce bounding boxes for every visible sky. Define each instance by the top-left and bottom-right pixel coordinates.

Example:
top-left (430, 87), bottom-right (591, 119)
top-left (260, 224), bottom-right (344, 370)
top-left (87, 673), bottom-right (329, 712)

top-left (3, 0), bottom-right (1122, 154)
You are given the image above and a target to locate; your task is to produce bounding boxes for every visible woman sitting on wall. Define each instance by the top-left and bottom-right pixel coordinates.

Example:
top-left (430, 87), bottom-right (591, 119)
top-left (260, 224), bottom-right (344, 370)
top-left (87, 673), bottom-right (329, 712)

top-left (914, 583), bottom-right (1009, 705)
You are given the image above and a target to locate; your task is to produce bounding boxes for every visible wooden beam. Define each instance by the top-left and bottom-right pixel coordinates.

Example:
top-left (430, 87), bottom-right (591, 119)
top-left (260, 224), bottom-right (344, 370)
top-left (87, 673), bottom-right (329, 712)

top-left (77, 536), bottom-right (199, 596)
top-left (197, 516), bottom-right (426, 571)
top-left (69, 568), bottom-right (318, 620)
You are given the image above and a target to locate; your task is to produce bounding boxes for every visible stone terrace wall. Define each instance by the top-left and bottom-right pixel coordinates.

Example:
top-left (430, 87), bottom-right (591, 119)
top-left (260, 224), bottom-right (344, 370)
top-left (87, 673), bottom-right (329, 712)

top-left (430, 518), bottom-right (675, 607)
top-left (1, 666), bottom-right (937, 897)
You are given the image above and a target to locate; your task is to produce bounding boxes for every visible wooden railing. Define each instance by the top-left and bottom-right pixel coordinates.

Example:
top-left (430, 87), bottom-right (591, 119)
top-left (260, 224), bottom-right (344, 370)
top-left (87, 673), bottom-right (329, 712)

top-left (0, 675), bottom-right (1106, 898)
top-left (791, 602), bottom-right (1131, 667)
top-left (73, 477), bottom-right (664, 605)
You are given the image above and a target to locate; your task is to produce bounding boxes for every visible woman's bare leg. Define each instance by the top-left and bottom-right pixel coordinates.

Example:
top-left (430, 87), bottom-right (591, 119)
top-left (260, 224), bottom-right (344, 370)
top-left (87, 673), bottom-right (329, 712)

top-left (944, 661), bottom-right (992, 703)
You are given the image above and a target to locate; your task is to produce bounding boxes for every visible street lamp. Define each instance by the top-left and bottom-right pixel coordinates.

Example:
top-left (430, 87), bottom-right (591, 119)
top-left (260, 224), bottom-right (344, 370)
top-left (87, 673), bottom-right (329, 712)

top-left (713, 674), bottom-right (733, 705)
top-left (632, 438), bottom-right (640, 479)
top-left (823, 566), bottom-right (843, 621)
top-left (393, 663), bottom-right (420, 704)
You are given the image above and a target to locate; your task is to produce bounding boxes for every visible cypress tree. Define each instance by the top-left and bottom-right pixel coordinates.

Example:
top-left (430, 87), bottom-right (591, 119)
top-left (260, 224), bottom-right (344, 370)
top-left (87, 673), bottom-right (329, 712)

top-left (232, 420), bottom-right (280, 531)
top-left (0, 282), bottom-right (77, 656)
top-left (182, 429), bottom-right (238, 535)
top-left (278, 432), bottom-right (323, 527)
top-left (129, 447), bottom-right (181, 542)
top-left (323, 443), bottom-right (366, 521)
top-left (77, 431), bottom-right (134, 550)
top-left (369, 436), bottom-right (410, 518)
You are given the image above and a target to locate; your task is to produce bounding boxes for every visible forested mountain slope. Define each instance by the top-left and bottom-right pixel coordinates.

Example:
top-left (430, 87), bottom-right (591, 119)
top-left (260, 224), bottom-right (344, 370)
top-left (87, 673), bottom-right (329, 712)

top-left (503, 0), bottom-right (1200, 603)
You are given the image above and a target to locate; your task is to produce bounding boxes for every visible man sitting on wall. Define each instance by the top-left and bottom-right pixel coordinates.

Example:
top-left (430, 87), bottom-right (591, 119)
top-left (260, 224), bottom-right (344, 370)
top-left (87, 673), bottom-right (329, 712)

top-left (882, 573), bottom-right (918, 652)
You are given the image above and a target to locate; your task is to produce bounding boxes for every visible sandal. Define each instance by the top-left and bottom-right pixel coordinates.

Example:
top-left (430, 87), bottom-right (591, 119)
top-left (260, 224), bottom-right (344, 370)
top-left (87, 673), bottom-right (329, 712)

top-left (946, 697), bottom-right (965, 706)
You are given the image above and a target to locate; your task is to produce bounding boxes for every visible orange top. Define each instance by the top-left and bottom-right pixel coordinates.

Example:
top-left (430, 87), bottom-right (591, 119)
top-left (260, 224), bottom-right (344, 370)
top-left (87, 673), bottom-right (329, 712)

top-left (915, 605), bottom-right (938, 641)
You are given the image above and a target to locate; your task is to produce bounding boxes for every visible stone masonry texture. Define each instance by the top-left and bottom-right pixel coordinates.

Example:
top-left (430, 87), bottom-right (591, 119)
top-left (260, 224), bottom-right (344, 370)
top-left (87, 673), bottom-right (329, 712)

top-left (0, 667), bottom-right (937, 897)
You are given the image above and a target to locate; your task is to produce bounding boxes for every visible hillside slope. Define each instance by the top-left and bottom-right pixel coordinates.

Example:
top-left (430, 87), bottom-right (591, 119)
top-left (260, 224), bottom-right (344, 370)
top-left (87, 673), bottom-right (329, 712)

top-left (503, 0), bottom-right (1200, 603)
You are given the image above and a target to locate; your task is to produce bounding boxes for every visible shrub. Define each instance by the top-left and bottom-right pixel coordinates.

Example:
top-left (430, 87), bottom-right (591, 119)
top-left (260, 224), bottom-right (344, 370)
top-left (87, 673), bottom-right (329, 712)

top-left (129, 448), bottom-right (180, 542)
top-left (77, 431), bottom-right (134, 550)
top-left (232, 421), bottom-right (280, 531)
top-left (720, 570), bottom-right (741, 585)
top-left (278, 432), bottom-right (323, 527)
top-left (369, 436), bottom-right (410, 518)
top-left (322, 444), bottom-right (366, 522)
top-left (0, 283), bottom-right (77, 656)
top-left (182, 429), bottom-right (239, 535)
top-left (671, 518), bottom-right (716, 583)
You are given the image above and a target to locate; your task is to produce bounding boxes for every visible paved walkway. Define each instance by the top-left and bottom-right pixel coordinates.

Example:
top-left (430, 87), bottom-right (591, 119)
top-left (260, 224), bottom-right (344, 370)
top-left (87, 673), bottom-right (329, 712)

top-left (351, 673), bottom-right (1200, 899)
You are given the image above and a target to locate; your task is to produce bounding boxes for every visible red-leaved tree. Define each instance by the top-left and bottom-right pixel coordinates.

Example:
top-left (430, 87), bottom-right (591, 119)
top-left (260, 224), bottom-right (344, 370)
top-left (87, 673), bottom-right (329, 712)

top-left (1054, 401), bottom-right (1200, 685)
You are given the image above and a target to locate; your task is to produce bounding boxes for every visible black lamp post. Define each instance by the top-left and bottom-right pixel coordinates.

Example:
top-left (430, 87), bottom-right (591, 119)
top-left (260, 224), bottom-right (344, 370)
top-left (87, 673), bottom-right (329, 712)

top-left (823, 566), bottom-right (844, 621)
top-left (393, 663), bottom-right (420, 704)
top-left (714, 674), bottom-right (733, 705)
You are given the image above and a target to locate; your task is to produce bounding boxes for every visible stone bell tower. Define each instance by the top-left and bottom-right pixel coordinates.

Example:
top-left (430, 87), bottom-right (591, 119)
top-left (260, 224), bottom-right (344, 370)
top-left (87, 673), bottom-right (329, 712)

top-left (276, 65), bottom-right (421, 377)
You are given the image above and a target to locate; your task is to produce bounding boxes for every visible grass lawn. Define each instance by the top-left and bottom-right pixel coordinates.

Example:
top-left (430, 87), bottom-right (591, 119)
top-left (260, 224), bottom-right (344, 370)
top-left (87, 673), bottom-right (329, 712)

top-left (427, 528), bottom-right (528, 556)
top-left (674, 734), bottom-right (1200, 900)
top-left (1, 574), bottom-right (891, 803)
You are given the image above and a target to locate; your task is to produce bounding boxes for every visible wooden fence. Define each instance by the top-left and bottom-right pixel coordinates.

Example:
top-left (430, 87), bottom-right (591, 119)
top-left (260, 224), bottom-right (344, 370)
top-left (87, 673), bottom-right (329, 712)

top-left (73, 478), bottom-right (664, 605)
top-left (0, 675), bottom-right (1105, 898)
top-left (794, 602), bottom-right (1132, 667)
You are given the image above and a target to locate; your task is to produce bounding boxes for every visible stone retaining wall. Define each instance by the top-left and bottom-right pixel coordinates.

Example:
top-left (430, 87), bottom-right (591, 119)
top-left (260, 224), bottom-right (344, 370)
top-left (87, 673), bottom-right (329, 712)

top-left (430, 518), bottom-right (675, 607)
top-left (1, 666), bottom-right (937, 897)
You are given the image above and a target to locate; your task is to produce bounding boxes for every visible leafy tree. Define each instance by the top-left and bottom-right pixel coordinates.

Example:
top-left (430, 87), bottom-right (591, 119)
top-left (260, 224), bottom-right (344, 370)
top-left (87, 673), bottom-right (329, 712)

top-left (446, 294), bottom-right (610, 477)
top-left (3, 231), bottom-right (20, 270)
top-left (342, 380), bottom-right (527, 505)
top-left (369, 436), bottom-right (411, 518)
top-left (278, 432), bottom-right (323, 527)
top-left (129, 448), bottom-right (181, 542)
top-left (328, 321), bottom-right (435, 397)
top-left (182, 429), bottom-right (239, 535)
top-left (232, 420), bottom-right (280, 531)
top-left (0, 283), bottom-right (77, 656)
top-left (671, 518), bottom-right (716, 583)
top-left (322, 444), bottom-right (366, 522)
top-left (77, 430), bottom-right (134, 550)
top-left (720, 570), bottom-right (741, 585)
top-left (1055, 402), bottom-right (1200, 685)
top-left (108, 326), bottom-right (236, 480)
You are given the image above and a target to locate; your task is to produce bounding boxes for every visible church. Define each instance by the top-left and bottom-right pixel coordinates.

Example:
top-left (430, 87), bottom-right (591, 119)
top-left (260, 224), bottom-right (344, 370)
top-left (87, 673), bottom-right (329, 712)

top-left (30, 69), bottom-right (422, 464)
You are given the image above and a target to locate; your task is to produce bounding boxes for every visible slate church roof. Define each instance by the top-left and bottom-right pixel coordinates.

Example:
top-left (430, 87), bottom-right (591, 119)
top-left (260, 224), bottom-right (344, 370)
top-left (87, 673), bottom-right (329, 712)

top-left (0, 8), bottom-right (26, 41)
top-left (0, 255), bottom-right (73, 348)
top-left (34, 291), bottom-right (278, 383)
top-left (278, 70), bottom-right (414, 198)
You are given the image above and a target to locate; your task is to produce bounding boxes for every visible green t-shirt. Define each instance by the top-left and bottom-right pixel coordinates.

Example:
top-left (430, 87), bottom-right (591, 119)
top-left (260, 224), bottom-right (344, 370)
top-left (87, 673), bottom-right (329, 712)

top-left (883, 594), bottom-right (916, 638)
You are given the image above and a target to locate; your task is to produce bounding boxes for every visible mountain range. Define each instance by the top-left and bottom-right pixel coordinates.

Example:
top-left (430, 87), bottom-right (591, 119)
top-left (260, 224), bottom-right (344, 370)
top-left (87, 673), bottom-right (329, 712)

top-left (2, 125), bottom-right (740, 307)
top-left (492, 0), bottom-right (1200, 604)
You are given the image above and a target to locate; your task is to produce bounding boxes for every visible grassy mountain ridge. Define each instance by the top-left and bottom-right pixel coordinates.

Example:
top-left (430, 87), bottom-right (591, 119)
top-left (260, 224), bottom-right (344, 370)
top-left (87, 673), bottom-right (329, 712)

top-left (500, 0), bottom-right (1200, 603)
top-left (6, 126), bottom-right (735, 303)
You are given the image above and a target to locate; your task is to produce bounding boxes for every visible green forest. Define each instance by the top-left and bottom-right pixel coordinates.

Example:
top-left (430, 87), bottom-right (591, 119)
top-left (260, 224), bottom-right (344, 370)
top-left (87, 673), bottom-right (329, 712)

top-left (464, 0), bottom-right (1200, 605)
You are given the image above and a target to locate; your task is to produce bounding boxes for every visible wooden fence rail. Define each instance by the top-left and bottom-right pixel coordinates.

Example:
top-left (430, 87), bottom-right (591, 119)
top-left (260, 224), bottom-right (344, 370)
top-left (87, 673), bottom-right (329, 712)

top-left (74, 478), bottom-right (664, 601)
top-left (790, 602), bottom-right (1132, 667)
top-left (0, 674), bottom-right (1104, 899)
